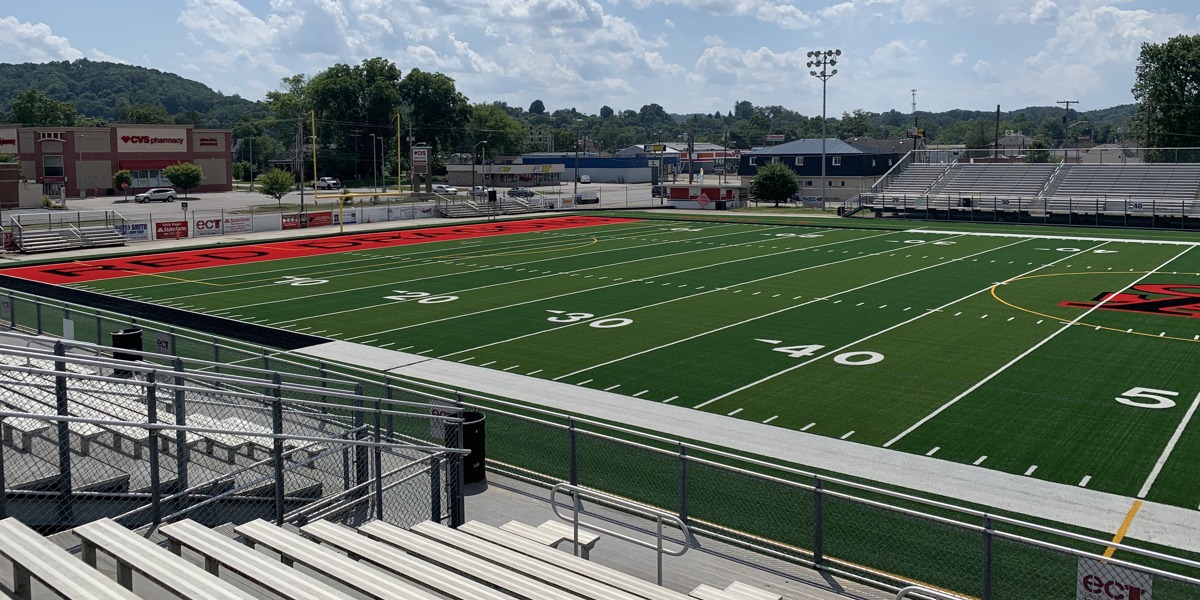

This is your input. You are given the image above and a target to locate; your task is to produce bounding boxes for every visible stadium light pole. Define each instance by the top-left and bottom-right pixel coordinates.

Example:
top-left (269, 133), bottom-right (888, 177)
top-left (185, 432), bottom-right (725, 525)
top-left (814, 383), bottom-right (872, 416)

top-left (807, 49), bottom-right (841, 207)
top-left (472, 140), bottom-right (487, 190)
top-left (378, 135), bottom-right (386, 192)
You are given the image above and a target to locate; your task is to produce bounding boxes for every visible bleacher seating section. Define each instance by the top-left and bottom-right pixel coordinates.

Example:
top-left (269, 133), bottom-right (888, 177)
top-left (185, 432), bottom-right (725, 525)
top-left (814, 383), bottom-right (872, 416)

top-left (870, 161), bottom-right (1200, 218)
top-left (0, 516), bottom-right (788, 599)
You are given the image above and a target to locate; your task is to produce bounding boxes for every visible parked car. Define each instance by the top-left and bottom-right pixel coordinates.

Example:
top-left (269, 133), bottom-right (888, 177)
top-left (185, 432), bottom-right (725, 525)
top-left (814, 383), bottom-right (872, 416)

top-left (506, 187), bottom-right (535, 198)
top-left (317, 176), bottom-right (340, 190)
top-left (433, 184), bottom-right (459, 195)
top-left (467, 186), bottom-right (491, 197)
top-left (134, 188), bottom-right (176, 203)
top-left (578, 175), bottom-right (591, 184)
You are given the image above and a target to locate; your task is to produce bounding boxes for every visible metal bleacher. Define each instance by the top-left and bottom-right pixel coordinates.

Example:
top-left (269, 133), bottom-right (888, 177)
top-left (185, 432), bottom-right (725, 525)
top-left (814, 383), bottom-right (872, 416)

top-left (933, 163), bottom-right (1058, 198)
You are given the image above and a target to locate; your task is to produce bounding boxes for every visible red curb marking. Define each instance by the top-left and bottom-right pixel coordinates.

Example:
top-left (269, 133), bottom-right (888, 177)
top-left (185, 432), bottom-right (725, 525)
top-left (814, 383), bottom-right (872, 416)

top-left (5, 216), bottom-right (640, 285)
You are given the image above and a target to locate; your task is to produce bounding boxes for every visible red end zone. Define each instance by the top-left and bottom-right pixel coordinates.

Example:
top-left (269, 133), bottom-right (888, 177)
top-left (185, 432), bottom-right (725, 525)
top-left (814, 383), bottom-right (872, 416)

top-left (3, 216), bottom-right (640, 285)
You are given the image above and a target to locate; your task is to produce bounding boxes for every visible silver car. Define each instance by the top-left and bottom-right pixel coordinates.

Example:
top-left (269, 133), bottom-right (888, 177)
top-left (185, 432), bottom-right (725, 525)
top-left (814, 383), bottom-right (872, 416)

top-left (134, 188), bottom-right (177, 203)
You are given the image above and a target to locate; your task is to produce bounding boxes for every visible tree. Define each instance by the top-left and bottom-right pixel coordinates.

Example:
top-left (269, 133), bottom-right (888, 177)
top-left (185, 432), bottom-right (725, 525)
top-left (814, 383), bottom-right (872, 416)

top-left (749, 161), bottom-right (799, 207)
top-left (163, 163), bottom-right (203, 198)
top-left (1026, 139), bottom-right (1052, 163)
top-left (529, 100), bottom-right (545, 115)
top-left (467, 103), bottom-right (526, 156)
top-left (600, 105), bottom-right (614, 119)
top-left (398, 69), bottom-right (470, 154)
top-left (118, 102), bottom-right (172, 124)
top-left (11, 88), bottom-right (76, 126)
top-left (1133, 34), bottom-right (1200, 162)
top-left (258, 168), bottom-right (295, 208)
top-left (112, 169), bottom-right (132, 199)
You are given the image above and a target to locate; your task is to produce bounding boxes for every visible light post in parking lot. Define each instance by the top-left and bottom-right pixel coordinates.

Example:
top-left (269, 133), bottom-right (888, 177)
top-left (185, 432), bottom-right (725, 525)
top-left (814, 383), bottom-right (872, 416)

top-left (472, 140), bottom-right (487, 190)
top-left (808, 48), bottom-right (841, 208)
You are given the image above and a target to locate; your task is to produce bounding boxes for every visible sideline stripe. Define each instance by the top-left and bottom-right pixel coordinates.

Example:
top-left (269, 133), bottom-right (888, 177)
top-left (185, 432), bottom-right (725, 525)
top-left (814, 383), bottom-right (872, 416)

top-left (904, 229), bottom-right (1200, 246)
top-left (1104, 500), bottom-right (1143, 558)
top-left (884, 243), bottom-right (1193, 447)
top-left (1136, 390), bottom-right (1200, 498)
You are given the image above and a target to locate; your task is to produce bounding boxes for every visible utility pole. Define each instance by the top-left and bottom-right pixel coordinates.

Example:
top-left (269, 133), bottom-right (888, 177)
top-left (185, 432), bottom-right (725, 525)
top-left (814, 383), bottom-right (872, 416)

top-left (348, 128), bottom-right (362, 179)
top-left (1057, 99), bottom-right (1078, 160)
top-left (994, 105), bottom-right (1001, 159)
top-left (687, 122), bottom-right (694, 184)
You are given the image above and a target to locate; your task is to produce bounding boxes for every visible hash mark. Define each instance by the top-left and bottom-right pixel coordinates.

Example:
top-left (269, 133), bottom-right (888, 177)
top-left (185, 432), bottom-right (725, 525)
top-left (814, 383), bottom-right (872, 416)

top-left (399, 345), bottom-right (414, 350)
top-left (480, 361), bottom-right (496, 367)
top-left (974, 456), bottom-right (988, 465)
top-left (577, 379), bottom-right (593, 386)
top-left (840, 431), bottom-right (855, 440)
top-left (801, 423), bottom-right (815, 431)
top-left (633, 390), bottom-right (649, 397)
top-left (503, 365), bottom-right (520, 371)
top-left (1024, 465), bottom-right (1038, 476)
top-left (1079, 475), bottom-right (1092, 487)
top-left (662, 395), bottom-right (678, 403)
top-left (604, 384), bottom-right (621, 391)
top-left (527, 369), bottom-right (543, 375)
top-left (727, 408), bottom-right (742, 416)
top-left (458, 357), bottom-right (475, 363)
top-left (926, 447), bottom-right (939, 456)
top-left (763, 416), bottom-right (778, 424)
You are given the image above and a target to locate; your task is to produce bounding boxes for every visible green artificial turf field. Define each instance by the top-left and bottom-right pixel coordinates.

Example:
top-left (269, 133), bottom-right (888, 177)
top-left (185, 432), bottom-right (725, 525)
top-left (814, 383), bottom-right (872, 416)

top-left (49, 216), bottom-right (1200, 510)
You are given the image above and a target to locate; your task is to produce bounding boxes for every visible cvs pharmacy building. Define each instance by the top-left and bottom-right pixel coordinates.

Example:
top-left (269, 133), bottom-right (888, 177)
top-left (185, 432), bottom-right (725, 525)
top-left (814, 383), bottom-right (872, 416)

top-left (3, 125), bottom-right (231, 203)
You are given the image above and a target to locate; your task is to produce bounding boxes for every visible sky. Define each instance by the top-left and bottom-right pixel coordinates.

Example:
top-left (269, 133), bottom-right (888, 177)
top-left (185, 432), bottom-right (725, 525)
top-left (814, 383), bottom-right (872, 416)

top-left (2, 0), bottom-right (1198, 118)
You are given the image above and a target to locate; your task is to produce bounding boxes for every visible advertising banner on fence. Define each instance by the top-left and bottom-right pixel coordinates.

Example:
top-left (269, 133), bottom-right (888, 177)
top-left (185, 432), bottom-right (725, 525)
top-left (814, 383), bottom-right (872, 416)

top-left (1078, 558), bottom-right (1152, 600)
top-left (282, 213), bottom-right (304, 230)
top-left (306, 211), bottom-right (333, 228)
top-left (154, 220), bottom-right (189, 240)
top-left (333, 211), bottom-right (358, 225)
top-left (223, 215), bottom-right (253, 234)
top-left (118, 222), bottom-right (151, 242)
top-left (193, 217), bottom-right (223, 237)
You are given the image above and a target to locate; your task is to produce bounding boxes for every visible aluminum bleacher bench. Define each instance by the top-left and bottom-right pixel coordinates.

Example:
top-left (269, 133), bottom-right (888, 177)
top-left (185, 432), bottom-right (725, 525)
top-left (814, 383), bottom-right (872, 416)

top-left (723, 580), bottom-right (784, 599)
top-left (410, 519), bottom-right (651, 600)
top-left (691, 583), bottom-right (743, 600)
top-left (500, 518), bottom-right (600, 559)
top-left (234, 519), bottom-right (444, 600)
top-left (0, 517), bottom-right (140, 600)
top-left (358, 520), bottom-right (585, 600)
top-left (74, 517), bottom-right (258, 599)
top-left (159, 518), bottom-right (358, 600)
top-left (300, 520), bottom-right (517, 600)
top-left (459, 519), bottom-right (691, 600)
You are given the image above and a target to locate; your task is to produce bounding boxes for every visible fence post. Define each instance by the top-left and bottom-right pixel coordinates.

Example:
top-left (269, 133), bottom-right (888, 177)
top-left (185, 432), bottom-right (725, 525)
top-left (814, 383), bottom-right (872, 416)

top-left (373, 399), bottom-right (383, 521)
top-left (0, 416), bottom-right (6, 519)
top-left (212, 337), bottom-right (220, 379)
top-left (678, 444), bottom-right (688, 524)
top-left (982, 516), bottom-right (994, 600)
top-left (94, 312), bottom-right (102, 345)
top-left (430, 455), bottom-right (442, 524)
top-left (452, 395), bottom-right (465, 527)
top-left (813, 477), bottom-right (824, 568)
top-left (353, 384), bottom-right (368, 525)
top-left (53, 342), bottom-right (73, 527)
top-left (36, 300), bottom-right (43, 335)
top-left (146, 376), bottom-right (161, 527)
top-left (568, 418), bottom-right (578, 486)
top-left (272, 373), bottom-right (285, 525)
top-left (172, 358), bottom-right (188, 513)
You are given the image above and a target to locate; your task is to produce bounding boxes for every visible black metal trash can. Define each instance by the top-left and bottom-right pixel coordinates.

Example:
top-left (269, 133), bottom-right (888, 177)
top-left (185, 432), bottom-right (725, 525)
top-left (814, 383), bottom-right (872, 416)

top-left (110, 328), bottom-right (143, 377)
top-left (451, 411), bottom-right (486, 483)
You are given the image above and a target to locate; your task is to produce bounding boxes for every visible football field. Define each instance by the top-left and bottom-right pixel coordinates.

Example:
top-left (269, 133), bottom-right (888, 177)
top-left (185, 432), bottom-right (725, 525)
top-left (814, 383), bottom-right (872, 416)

top-left (12, 214), bottom-right (1200, 511)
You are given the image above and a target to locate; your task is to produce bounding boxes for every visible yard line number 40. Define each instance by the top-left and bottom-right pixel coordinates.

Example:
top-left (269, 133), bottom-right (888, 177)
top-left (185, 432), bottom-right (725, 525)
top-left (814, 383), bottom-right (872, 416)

top-left (756, 339), bottom-right (884, 365)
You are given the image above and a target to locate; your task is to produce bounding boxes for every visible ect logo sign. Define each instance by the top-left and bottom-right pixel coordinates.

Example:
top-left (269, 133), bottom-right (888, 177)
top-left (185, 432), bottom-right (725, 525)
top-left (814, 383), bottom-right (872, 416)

top-left (1078, 559), bottom-right (1152, 600)
top-left (194, 218), bottom-right (223, 237)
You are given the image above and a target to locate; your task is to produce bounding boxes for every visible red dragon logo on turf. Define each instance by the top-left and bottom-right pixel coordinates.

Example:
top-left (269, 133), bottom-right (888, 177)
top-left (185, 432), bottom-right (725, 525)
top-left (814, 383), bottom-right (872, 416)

top-left (1060, 284), bottom-right (1200, 318)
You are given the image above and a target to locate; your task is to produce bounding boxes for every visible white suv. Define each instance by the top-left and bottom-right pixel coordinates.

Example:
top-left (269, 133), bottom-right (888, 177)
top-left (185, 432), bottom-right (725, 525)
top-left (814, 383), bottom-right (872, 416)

top-left (317, 177), bottom-right (340, 190)
top-left (433, 184), bottom-right (459, 195)
top-left (134, 188), bottom-right (176, 203)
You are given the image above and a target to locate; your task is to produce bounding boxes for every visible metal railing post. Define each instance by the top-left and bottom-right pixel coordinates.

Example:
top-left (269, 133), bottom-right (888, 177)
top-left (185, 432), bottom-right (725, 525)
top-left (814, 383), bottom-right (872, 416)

top-left (272, 373), bottom-right (285, 525)
top-left (813, 476), bottom-right (825, 567)
top-left (173, 358), bottom-right (188, 513)
top-left (373, 399), bottom-right (383, 521)
top-left (678, 444), bottom-right (688, 524)
top-left (146, 376), bottom-right (161, 527)
top-left (53, 342), bottom-right (73, 527)
top-left (982, 516), bottom-right (994, 600)
top-left (35, 300), bottom-right (43, 334)
top-left (568, 417), bottom-right (578, 486)
top-left (0, 416), bottom-right (6, 519)
top-left (354, 384), bottom-right (368, 524)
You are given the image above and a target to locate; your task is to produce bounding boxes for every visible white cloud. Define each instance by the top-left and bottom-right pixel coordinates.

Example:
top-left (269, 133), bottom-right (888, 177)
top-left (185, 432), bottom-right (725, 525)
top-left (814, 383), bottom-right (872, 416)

top-left (1029, 0), bottom-right (1059, 24)
top-left (0, 17), bottom-right (84, 62)
top-left (949, 51), bottom-right (967, 66)
top-left (972, 59), bottom-right (998, 81)
top-left (664, 18), bottom-right (675, 27)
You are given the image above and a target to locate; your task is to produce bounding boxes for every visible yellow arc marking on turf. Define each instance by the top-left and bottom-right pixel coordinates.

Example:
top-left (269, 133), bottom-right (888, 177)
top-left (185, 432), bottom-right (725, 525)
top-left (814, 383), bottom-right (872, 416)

top-left (990, 271), bottom-right (1200, 345)
top-left (1104, 500), bottom-right (1142, 558)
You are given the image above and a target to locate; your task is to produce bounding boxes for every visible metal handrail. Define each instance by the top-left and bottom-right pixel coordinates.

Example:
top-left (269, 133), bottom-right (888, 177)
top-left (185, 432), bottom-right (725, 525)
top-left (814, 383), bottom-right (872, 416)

top-left (894, 586), bottom-right (970, 600)
top-left (550, 482), bottom-right (689, 585)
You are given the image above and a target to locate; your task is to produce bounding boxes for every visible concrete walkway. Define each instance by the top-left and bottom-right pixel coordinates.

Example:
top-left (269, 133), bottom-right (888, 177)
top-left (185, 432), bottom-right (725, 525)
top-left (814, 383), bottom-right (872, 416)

top-left (298, 340), bottom-right (1200, 556)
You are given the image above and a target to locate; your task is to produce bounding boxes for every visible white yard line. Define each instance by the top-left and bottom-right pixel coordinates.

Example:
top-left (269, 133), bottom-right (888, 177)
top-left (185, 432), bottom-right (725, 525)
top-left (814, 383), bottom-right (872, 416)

top-left (437, 230), bottom-right (905, 360)
top-left (544, 234), bottom-right (995, 381)
top-left (1137, 390), bottom-right (1200, 498)
top-left (691, 236), bottom-right (1038, 409)
top-left (904, 229), bottom-right (1200, 246)
top-left (884, 243), bottom-right (1193, 448)
top-left (353, 225), bottom-right (867, 339)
